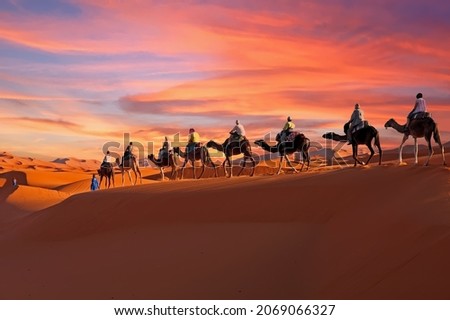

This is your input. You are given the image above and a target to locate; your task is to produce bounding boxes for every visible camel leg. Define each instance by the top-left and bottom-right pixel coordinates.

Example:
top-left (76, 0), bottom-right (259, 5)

top-left (250, 157), bottom-right (256, 177)
top-left (376, 141), bottom-right (382, 166)
top-left (398, 135), bottom-right (408, 165)
top-left (170, 161), bottom-right (177, 180)
top-left (180, 159), bottom-right (188, 179)
top-left (160, 167), bottom-right (164, 181)
top-left (237, 157), bottom-right (246, 176)
top-left (365, 143), bottom-right (375, 165)
top-left (191, 160), bottom-right (198, 179)
top-left (227, 157), bottom-right (232, 178)
top-left (424, 138), bottom-right (433, 166)
top-left (298, 152), bottom-right (305, 171)
top-left (439, 142), bottom-right (446, 166)
top-left (127, 169), bottom-right (133, 185)
top-left (98, 175), bottom-right (103, 190)
top-left (132, 168), bottom-right (137, 185)
top-left (168, 156), bottom-right (177, 180)
top-left (414, 138), bottom-right (419, 165)
top-left (353, 144), bottom-right (364, 166)
top-left (276, 156), bottom-right (284, 175)
top-left (302, 149), bottom-right (310, 171)
top-left (435, 137), bottom-right (446, 165)
top-left (211, 160), bottom-right (218, 178)
top-left (222, 159), bottom-right (228, 177)
top-left (121, 169), bottom-right (125, 186)
top-left (198, 160), bottom-right (206, 179)
top-left (299, 150), bottom-right (306, 171)
top-left (285, 155), bottom-right (298, 173)
top-left (111, 171), bottom-right (115, 187)
top-left (136, 166), bottom-right (142, 184)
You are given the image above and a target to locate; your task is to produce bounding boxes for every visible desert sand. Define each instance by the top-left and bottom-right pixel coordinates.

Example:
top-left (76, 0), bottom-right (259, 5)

top-left (0, 145), bottom-right (449, 299)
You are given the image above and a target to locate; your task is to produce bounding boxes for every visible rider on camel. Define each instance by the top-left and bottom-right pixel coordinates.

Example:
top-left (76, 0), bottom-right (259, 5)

top-left (280, 116), bottom-right (295, 142)
top-left (187, 128), bottom-right (200, 153)
top-left (229, 120), bottom-right (246, 142)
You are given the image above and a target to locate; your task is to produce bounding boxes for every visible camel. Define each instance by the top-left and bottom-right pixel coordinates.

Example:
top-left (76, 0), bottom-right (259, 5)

top-left (97, 164), bottom-right (115, 189)
top-left (115, 156), bottom-right (142, 186)
top-left (384, 118), bottom-right (446, 166)
top-left (206, 138), bottom-right (256, 178)
top-left (147, 153), bottom-right (177, 180)
top-left (322, 123), bottom-right (382, 166)
top-left (254, 132), bottom-right (310, 175)
top-left (173, 146), bottom-right (218, 179)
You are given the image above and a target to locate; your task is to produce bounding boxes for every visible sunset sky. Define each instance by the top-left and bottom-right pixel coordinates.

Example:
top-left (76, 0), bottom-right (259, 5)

top-left (1, 0), bottom-right (449, 159)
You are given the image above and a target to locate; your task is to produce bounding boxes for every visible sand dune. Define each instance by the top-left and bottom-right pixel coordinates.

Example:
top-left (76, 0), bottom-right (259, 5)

top-left (52, 157), bottom-right (101, 171)
top-left (0, 152), bottom-right (100, 173)
top-left (0, 147), bottom-right (448, 299)
top-left (5, 185), bottom-right (68, 213)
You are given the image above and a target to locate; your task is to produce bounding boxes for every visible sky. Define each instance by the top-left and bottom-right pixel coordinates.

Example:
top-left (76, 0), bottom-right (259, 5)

top-left (1, 0), bottom-right (449, 159)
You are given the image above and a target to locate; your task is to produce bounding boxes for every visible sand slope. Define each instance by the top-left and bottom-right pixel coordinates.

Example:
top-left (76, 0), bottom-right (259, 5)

top-left (0, 155), bottom-right (448, 299)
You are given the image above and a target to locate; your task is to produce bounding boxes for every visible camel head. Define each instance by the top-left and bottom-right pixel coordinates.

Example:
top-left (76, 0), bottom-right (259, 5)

top-left (322, 132), bottom-right (333, 140)
top-left (254, 139), bottom-right (265, 147)
top-left (384, 118), bottom-right (395, 129)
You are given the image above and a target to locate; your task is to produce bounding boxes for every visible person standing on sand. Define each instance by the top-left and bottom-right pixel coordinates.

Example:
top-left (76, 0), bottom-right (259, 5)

top-left (90, 174), bottom-right (99, 191)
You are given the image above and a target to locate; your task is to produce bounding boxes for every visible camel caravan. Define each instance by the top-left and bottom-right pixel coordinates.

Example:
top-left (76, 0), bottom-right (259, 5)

top-left (96, 93), bottom-right (446, 189)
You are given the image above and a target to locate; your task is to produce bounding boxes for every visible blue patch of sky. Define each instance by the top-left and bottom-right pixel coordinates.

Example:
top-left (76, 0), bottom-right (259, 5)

top-left (0, 0), bottom-right (17, 11)
top-left (7, 0), bottom-right (82, 17)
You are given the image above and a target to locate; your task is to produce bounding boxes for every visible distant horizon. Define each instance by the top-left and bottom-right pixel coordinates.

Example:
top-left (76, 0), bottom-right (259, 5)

top-left (1, 0), bottom-right (449, 159)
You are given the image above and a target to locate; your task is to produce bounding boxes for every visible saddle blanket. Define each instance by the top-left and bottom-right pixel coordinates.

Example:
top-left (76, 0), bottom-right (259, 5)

top-left (351, 121), bottom-right (369, 134)
top-left (411, 112), bottom-right (431, 120)
top-left (286, 131), bottom-right (301, 142)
